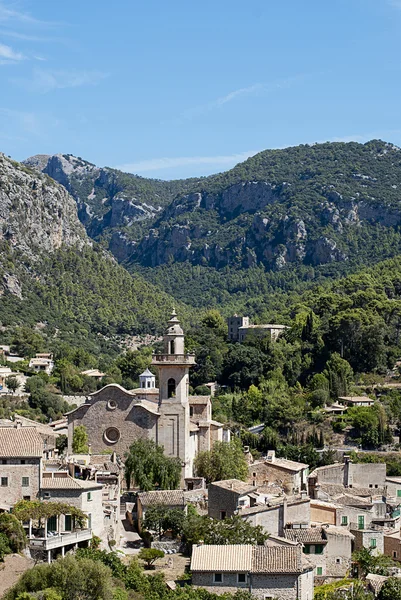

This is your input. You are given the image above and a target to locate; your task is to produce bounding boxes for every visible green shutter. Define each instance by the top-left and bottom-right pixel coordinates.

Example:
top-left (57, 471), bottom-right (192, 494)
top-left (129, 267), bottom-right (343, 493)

top-left (47, 516), bottom-right (57, 532)
top-left (358, 516), bottom-right (365, 530)
top-left (65, 515), bottom-right (72, 531)
top-left (397, 490), bottom-right (401, 498)
top-left (341, 516), bottom-right (348, 525)
top-left (315, 545), bottom-right (324, 554)
top-left (317, 567), bottom-right (323, 576)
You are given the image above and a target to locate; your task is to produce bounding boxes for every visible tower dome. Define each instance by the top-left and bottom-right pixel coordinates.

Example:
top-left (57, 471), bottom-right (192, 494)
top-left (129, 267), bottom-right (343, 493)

top-left (164, 309), bottom-right (184, 354)
top-left (139, 368), bottom-right (156, 389)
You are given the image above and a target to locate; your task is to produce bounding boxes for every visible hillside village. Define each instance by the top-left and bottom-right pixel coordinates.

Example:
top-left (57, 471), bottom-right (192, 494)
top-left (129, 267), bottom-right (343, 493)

top-left (1, 312), bottom-right (401, 600)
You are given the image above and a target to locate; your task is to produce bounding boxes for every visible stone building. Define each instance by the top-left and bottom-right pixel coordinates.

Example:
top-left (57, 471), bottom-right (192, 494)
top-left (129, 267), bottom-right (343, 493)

top-left (208, 479), bottom-right (258, 520)
top-left (191, 544), bottom-right (314, 600)
top-left (0, 426), bottom-right (43, 508)
top-left (249, 451), bottom-right (309, 494)
top-left (239, 496), bottom-right (311, 537)
top-left (40, 472), bottom-right (104, 538)
top-left (308, 458), bottom-right (386, 498)
top-left (67, 311), bottom-right (226, 483)
top-left (227, 315), bottom-right (289, 343)
top-left (285, 525), bottom-right (354, 581)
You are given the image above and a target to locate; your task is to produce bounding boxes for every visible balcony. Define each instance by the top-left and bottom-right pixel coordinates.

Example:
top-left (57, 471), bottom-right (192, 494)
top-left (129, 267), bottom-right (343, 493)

top-left (152, 354), bottom-right (196, 365)
top-left (29, 529), bottom-right (92, 550)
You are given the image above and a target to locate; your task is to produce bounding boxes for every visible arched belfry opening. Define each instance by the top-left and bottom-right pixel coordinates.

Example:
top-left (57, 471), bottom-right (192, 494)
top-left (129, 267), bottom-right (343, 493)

top-left (169, 340), bottom-right (175, 354)
top-left (168, 378), bottom-right (176, 398)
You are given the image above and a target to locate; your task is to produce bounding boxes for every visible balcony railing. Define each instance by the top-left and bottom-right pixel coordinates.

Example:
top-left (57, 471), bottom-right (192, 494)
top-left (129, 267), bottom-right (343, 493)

top-left (29, 529), bottom-right (92, 550)
top-left (152, 354), bottom-right (196, 364)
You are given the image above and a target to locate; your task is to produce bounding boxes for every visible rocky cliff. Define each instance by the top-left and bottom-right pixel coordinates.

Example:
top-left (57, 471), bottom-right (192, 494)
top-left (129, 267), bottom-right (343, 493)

top-left (24, 140), bottom-right (401, 276)
top-left (0, 153), bottom-right (88, 257)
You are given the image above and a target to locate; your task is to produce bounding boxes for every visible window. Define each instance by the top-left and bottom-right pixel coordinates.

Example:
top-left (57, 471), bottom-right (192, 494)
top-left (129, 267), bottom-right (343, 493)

top-left (23, 496), bottom-right (30, 501)
top-left (107, 400), bottom-right (117, 410)
top-left (168, 378), bottom-right (176, 398)
top-left (237, 574), bottom-right (246, 583)
top-left (369, 484), bottom-right (372, 488)
top-left (147, 381), bottom-right (151, 388)
top-left (316, 567), bottom-right (323, 576)
top-left (220, 511), bottom-right (226, 520)
top-left (397, 490), bottom-right (401, 498)
top-left (87, 492), bottom-right (92, 502)
top-left (87, 514), bottom-right (92, 529)
top-left (394, 551), bottom-right (398, 559)
top-left (303, 545), bottom-right (310, 554)
top-left (47, 516), bottom-right (57, 532)
top-left (104, 427), bottom-right (120, 444)
top-left (43, 492), bottom-right (50, 499)
top-left (213, 574), bottom-right (223, 583)
top-left (190, 406), bottom-right (194, 417)
top-left (1, 460), bottom-right (6, 465)
top-left (370, 539), bottom-right (377, 549)
top-left (20, 460), bottom-right (25, 465)
top-left (22, 477), bottom-right (29, 487)
top-left (358, 516), bottom-right (365, 530)
top-left (341, 516), bottom-right (348, 526)
top-left (375, 484), bottom-right (378, 489)
top-left (65, 515), bottom-right (72, 531)
top-left (314, 545), bottom-right (324, 555)
top-left (169, 340), bottom-right (175, 354)
top-left (336, 558), bottom-right (342, 564)
top-left (1, 477), bottom-right (8, 487)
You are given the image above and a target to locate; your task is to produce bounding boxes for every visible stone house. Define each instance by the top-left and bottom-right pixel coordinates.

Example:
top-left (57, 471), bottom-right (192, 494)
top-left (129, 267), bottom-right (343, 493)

top-left (249, 451), bottom-right (309, 494)
top-left (67, 311), bottom-right (226, 484)
top-left (239, 497), bottom-right (311, 537)
top-left (0, 426), bottom-right (43, 509)
top-left (29, 353), bottom-right (54, 375)
top-left (0, 415), bottom-right (58, 459)
top-left (351, 523), bottom-right (384, 555)
top-left (136, 489), bottom-right (186, 532)
top-left (208, 479), bottom-right (258, 520)
top-left (285, 525), bottom-right (354, 581)
top-left (191, 544), bottom-right (314, 600)
top-left (40, 472), bottom-right (104, 538)
top-left (338, 396), bottom-right (374, 407)
top-left (308, 458), bottom-right (386, 498)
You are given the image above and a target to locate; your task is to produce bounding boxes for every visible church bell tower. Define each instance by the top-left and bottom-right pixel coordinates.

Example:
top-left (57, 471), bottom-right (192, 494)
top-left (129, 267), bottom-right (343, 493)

top-left (152, 310), bottom-right (195, 481)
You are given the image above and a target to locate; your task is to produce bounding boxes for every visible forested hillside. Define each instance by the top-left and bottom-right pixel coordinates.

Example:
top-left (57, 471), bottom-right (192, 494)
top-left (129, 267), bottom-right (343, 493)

top-left (0, 153), bottom-right (191, 355)
top-left (26, 140), bottom-right (401, 316)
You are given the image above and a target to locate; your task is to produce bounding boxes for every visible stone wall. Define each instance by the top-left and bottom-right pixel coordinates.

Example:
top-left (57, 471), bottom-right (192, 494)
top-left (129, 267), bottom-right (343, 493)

top-left (0, 458), bottom-right (41, 506)
top-left (248, 462), bottom-right (301, 494)
top-left (67, 386), bottom-right (158, 456)
top-left (208, 484), bottom-right (242, 519)
top-left (192, 571), bottom-right (313, 600)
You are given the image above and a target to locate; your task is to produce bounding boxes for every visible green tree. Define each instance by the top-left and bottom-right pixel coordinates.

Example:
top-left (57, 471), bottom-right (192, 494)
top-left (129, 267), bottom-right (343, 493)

top-left (0, 513), bottom-right (26, 552)
top-left (323, 353), bottom-right (353, 398)
top-left (137, 548), bottom-right (164, 569)
top-left (143, 505), bottom-right (185, 539)
top-left (124, 439), bottom-right (181, 490)
top-left (72, 425), bottom-right (89, 454)
top-left (378, 578), bottom-right (401, 600)
top-left (194, 438), bottom-right (248, 484)
top-left (5, 376), bottom-right (19, 395)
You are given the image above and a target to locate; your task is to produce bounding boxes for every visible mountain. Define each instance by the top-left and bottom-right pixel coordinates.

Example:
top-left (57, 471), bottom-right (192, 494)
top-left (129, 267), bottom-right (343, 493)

top-left (24, 140), bottom-right (401, 316)
top-left (0, 153), bottom-right (190, 353)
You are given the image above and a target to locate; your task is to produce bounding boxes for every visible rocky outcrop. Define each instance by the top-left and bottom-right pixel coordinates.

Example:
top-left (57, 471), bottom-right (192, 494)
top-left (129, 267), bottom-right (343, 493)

top-left (0, 154), bottom-right (88, 258)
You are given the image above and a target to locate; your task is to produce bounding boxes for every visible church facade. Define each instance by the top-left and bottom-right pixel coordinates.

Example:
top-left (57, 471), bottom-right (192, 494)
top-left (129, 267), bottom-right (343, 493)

top-left (67, 311), bottom-right (228, 482)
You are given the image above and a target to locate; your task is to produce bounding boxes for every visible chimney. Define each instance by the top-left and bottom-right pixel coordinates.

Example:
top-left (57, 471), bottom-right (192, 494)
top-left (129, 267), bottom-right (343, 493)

top-left (300, 490), bottom-right (308, 499)
top-left (344, 455), bottom-right (352, 487)
top-left (111, 451), bottom-right (117, 464)
top-left (15, 421), bottom-right (22, 429)
top-left (267, 450), bottom-right (275, 463)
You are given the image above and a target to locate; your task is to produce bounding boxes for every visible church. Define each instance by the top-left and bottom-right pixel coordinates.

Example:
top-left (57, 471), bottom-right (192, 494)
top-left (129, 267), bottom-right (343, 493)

top-left (67, 311), bottom-right (228, 482)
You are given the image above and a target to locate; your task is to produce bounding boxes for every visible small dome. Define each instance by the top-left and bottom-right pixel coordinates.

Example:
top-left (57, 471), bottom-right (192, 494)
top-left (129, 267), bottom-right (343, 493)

top-left (166, 309), bottom-right (184, 335)
top-left (139, 368), bottom-right (154, 377)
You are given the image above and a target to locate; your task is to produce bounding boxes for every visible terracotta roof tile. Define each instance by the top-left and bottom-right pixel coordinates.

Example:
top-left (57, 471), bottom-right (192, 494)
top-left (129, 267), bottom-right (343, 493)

top-left (252, 546), bottom-right (304, 573)
top-left (41, 476), bottom-right (102, 490)
top-left (210, 479), bottom-right (256, 494)
top-left (284, 528), bottom-right (326, 544)
top-left (0, 427), bottom-right (43, 457)
top-left (191, 544), bottom-right (307, 574)
top-left (137, 490), bottom-right (185, 507)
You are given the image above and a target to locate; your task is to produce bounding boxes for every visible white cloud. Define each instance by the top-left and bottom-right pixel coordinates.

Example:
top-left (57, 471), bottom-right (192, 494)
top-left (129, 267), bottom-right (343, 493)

top-left (215, 84), bottom-right (264, 106)
top-left (0, 3), bottom-right (57, 26)
top-left (12, 68), bottom-right (109, 93)
top-left (117, 151), bottom-right (260, 174)
top-left (0, 41), bottom-right (25, 63)
top-left (177, 75), bottom-right (305, 122)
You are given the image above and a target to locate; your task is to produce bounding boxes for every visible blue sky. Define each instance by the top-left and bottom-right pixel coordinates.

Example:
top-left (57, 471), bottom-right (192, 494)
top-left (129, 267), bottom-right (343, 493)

top-left (1, 0), bottom-right (401, 180)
